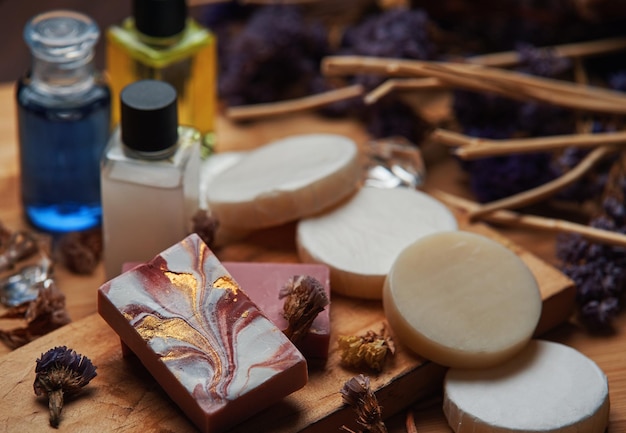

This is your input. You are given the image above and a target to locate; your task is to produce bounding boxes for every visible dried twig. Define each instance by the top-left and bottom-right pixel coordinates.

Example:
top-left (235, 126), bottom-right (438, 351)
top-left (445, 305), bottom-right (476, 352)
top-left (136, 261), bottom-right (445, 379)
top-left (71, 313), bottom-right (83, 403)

top-left (429, 128), bottom-right (626, 159)
top-left (465, 36), bottom-right (626, 68)
top-left (405, 411), bottom-right (418, 433)
top-left (365, 36), bottom-right (626, 103)
top-left (434, 190), bottom-right (626, 248)
top-left (467, 145), bottom-right (617, 219)
top-left (226, 84), bottom-right (364, 121)
top-left (323, 56), bottom-right (626, 114)
top-left (365, 78), bottom-right (443, 104)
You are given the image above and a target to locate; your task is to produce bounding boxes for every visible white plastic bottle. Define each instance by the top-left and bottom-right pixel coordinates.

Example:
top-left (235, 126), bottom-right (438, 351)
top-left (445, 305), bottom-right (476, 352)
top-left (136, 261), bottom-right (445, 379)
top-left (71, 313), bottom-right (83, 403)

top-left (101, 79), bottom-right (200, 279)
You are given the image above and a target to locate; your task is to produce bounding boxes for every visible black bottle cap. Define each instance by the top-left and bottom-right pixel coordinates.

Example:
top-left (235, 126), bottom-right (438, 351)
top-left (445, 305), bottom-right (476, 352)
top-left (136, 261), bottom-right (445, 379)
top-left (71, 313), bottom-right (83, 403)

top-left (133, 0), bottom-right (187, 38)
top-left (120, 80), bottom-right (178, 154)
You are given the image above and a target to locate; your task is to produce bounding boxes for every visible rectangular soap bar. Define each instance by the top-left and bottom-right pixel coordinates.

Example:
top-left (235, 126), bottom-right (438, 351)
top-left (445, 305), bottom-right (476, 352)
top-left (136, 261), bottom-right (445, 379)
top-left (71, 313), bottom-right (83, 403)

top-left (98, 234), bottom-right (308, 433)
top-left (123, 260), bottom-right (332, 360)
top-left (222, 261), bottom-right (331, 360)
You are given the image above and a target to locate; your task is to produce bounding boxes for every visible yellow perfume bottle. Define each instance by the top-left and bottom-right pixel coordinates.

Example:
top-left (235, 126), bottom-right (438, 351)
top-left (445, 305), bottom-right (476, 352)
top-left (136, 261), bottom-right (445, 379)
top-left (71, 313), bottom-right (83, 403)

top-left (106, 0), bottom-right (216, 150)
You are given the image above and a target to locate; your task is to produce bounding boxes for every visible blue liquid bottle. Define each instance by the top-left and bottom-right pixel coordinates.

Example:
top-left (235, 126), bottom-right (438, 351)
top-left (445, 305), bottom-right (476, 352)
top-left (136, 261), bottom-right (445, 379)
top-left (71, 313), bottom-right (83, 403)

top-left (17, 10), bottom-right (111, 233)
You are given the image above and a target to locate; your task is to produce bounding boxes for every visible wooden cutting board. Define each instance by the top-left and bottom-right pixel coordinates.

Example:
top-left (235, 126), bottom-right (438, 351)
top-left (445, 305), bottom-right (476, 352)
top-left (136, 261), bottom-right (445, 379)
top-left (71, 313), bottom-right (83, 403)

top-left (0, 222), bottom-right (574, 433)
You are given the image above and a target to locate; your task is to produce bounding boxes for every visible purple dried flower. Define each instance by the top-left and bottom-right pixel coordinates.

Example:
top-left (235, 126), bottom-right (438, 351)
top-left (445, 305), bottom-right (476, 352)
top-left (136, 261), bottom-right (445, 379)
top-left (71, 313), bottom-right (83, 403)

top-left (34, 346), bottom-right (97, 428)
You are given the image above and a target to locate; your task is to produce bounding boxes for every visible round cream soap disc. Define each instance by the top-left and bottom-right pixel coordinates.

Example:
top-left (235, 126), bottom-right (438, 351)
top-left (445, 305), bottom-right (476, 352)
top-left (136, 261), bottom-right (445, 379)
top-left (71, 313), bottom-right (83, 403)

top-left (383, 230), bottom-right (541, 368)
top-left (296, 187), bottom-right (457, 299)
top-left (205, 133), bottom-right (361, 230)
top-left (444, 340), bottom-right (610, 433)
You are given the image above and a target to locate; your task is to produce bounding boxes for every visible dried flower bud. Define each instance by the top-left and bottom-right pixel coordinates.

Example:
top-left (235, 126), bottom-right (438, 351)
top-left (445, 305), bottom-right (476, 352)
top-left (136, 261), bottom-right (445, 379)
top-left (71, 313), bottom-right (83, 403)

top-left (191, 209), bottom-right (220, 250)
top-left (340, 374), bottom-right (387, 433)
top-left (34, 346), bottom-right (97, 428)
top-left (279, 275), bottom-right (329, 343)
top-left (57, 229), bottom-right (103, 275)
top-left (338, 326), bottom-right (395, 372)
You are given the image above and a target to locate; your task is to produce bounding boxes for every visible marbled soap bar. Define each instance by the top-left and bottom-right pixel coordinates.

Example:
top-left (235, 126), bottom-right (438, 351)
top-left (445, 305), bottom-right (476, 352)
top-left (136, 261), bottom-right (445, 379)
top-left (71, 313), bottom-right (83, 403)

top-left (98, 234), bottom-right (308, 433)
top-left (223, 261), bottom-right (331, 360)
top-left (122, 261), bottom-right (332, 360)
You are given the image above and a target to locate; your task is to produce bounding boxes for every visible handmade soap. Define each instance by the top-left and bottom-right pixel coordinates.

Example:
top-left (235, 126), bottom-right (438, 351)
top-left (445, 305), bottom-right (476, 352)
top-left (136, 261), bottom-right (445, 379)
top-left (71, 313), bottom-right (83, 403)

top-left (444, 340), bottom-right (609, 433)
top-left (122, 261), bottom-right (332, 360)
top-left (98, 234), bottom-right (308, 433)
top-left (383, 230), bottom-right (541, 368)
top-left (223, 261), bottom-right (331, 360)
top-left (297, 186), bottom-right (458, 299)
top-left (205, 133), bottom-right (361, 230)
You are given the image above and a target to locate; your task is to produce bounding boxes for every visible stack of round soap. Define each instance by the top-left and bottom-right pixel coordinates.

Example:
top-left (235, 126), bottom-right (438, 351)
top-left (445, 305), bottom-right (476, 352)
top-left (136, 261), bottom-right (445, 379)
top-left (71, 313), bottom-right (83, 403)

top-left (296, 186), bottom-right (458, 299)
top-left (205, 133), bottom-right (361, 230)
top-left (382, 230), bottom-right (609, 432)
top-left (383, 230), bottom-right (542, 368)
top-left (444, 340), bottom-right (609, 433)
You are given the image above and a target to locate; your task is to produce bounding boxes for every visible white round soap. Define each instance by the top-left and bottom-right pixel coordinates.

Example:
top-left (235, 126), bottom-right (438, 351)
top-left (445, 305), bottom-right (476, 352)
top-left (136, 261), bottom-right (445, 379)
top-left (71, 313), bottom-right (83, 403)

top-left (444, 340), bottom-right (610, 433)
top-left (205, 133), bottom-right (361, 229)
top-left (296, 187), bottom-right (457, 299)
top-left (383, 230), bottom-right (541, 368)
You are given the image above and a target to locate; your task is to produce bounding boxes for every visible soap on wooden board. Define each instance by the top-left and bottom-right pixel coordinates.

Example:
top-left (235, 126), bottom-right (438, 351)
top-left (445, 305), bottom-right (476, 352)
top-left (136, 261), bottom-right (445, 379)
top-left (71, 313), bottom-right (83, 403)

top-left (98, 234), bottom-right (308, 433)
top-left (383, 230), bottom-right (542, 369)
top-left (443, 340), bottom-right (610, 433)
top-left (123, 261), bottom-right (332, 360)
top-left (222, 261), bottom-right (331, 360)
top-left (297, 187), bottom-right (458, 300)
top-left (205, 133), bottom-right (362, 230)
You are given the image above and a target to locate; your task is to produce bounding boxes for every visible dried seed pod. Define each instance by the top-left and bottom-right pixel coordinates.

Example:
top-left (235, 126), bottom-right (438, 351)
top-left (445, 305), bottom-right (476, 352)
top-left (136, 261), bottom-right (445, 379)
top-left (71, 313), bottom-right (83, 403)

top-left (279, 275), bottom-right (329, 343)
top-left (340, 374), bottom-right (387, 433)
top-left (338, 326), bottom-right (395, 372)
top-left (34, 346), bottom-right (97, 428)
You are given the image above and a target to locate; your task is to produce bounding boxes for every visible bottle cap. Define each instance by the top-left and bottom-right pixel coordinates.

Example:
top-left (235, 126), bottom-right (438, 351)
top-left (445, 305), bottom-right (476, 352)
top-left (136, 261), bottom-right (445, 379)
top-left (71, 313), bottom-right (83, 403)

top-left (24, 10), bottom-right (99, 64)
top-left (133, 0), bottom-right (187, 38)
top-left (121, 80), bottom-right (179, 155)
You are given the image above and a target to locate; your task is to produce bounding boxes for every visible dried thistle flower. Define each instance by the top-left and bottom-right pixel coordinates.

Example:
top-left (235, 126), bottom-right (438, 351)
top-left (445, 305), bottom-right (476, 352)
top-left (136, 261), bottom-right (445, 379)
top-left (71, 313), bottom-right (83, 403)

top-left (340, 374), bottom-right (387, 433)
top-left (279, 275), bottom-right (329, 343)
top-left (57, 228), bottom-right (102, 275)
top-left (338, 326), bottom-right (395, 372)
top-left (34, 346), bottom-right (97, 428)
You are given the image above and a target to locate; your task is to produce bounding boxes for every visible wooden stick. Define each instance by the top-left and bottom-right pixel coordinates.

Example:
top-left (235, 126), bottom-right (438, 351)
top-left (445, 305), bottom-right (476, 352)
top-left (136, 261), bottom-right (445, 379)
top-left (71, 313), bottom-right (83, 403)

top-left (323, 56), bottom-right (626, 114)
top-left (405, 411), bottom-right (418, 433)
top-left (466, 36), bottom-right (626, 68)
top-left (430, 129), bottom-right (626, 159)
top-left (362, 37), bottom-right (626, 103)
top-left (468, 145), bottom-right (617, 219)
top-left (225, 84), bottom-right (364, 121)
top-left (434, 190), bottom-right (626, 248)
top-left (365, 78), bottom-right (445, 104)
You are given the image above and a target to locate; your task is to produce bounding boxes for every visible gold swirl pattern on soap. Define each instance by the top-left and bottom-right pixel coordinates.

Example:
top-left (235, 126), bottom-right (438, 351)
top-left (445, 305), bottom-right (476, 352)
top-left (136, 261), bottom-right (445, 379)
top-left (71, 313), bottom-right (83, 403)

top-left (100, 235), bottom-right (305, 413)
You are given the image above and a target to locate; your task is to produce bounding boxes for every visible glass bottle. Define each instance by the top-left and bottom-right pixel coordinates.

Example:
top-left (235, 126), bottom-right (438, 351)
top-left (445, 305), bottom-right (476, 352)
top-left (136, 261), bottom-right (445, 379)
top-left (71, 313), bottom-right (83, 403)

top-left (17, 10), bottom-right (111, 233)
top-left (106, 0), bottom-right (216, 152)
top-left (101, 80), bottom-right (201, 279)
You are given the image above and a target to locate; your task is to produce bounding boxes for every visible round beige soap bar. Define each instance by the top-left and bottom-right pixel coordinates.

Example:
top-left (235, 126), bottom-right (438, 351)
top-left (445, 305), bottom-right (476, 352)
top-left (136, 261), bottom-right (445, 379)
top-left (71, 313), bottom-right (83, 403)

top-left (296, 187), bottom-right (458, 299)
top-left (383, 230), bottom-right (541, 368)
top-left (444, 340), bottom-right (610, 433)
top-left (205, 133), bottom-right (361, 230)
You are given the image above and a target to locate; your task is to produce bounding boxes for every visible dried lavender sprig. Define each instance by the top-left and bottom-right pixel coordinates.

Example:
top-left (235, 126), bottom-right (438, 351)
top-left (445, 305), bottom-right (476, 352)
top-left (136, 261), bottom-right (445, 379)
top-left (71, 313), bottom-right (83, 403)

top-left (34, 346), bottom-right (97, 428)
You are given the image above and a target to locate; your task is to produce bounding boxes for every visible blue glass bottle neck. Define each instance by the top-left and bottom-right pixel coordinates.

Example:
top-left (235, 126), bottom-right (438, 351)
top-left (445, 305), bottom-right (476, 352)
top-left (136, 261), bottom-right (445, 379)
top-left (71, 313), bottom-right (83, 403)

top-left (29, 53), bottom-right (96, 96)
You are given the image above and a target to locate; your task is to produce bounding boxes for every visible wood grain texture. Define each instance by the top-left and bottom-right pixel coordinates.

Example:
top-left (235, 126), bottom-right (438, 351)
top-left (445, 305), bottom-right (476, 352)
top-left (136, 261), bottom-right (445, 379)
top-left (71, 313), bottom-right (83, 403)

top-left (0, 80), bottom-right (615, 433)
top-left (0, 220), bottom-right (572, 433)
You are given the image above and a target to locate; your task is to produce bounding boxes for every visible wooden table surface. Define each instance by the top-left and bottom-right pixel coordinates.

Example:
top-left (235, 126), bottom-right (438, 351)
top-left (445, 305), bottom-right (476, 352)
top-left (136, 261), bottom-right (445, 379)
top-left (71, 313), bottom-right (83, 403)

top-left (1, 80), bottom-right (626, 432)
